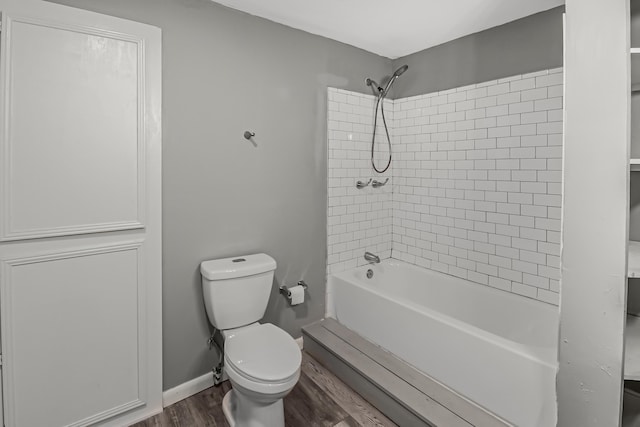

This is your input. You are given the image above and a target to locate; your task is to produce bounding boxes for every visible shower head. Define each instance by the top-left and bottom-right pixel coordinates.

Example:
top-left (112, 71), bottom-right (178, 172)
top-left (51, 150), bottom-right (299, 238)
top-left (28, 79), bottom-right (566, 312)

top-left (382, 64), bottom-right (409, 96)
top-left (393, 64), bottom-right (409, 78)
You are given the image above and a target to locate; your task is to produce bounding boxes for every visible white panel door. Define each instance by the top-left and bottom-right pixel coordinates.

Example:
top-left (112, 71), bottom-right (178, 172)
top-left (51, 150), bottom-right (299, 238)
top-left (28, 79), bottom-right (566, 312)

top-left (0, 1), bottom-right (162, 426)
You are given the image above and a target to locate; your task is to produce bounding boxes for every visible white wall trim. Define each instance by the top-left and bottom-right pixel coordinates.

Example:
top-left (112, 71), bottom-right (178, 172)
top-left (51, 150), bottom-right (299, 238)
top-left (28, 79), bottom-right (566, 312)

top-left (162, 372), bottom-right (216, 408)
top-left (557, 1), bottom-right (628, 425)
top-left (295, 336), bottom-right (304, 350)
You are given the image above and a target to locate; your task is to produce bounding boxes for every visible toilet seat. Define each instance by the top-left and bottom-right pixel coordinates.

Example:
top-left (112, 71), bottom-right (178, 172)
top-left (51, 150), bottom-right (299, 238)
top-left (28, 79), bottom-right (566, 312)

top-left (224, 323), bottom-right (301, 394)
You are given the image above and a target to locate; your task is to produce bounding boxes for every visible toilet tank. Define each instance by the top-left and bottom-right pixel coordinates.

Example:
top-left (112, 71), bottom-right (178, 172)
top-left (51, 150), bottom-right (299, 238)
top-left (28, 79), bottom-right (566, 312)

top-left (200, 253), bottom-right (276, 330)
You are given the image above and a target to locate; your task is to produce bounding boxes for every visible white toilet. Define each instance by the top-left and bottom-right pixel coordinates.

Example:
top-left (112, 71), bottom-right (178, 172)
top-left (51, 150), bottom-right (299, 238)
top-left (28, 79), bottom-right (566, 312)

top-left (200, 253), bottom-right (302, 427)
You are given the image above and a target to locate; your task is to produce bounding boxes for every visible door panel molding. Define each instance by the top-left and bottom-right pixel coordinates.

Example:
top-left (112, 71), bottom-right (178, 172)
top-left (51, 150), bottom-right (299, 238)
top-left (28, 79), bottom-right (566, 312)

top-left (0, 241), bottom-right (147, 427)
top-left (66, 400), bottom-right (146, 427)
top-left (0, 15), bottom-right (147, 241)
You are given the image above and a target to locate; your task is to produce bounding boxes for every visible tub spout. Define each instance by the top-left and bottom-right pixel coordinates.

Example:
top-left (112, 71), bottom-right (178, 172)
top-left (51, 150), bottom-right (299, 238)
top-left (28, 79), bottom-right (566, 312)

top-left (364, 251), bottom-right (380, 264)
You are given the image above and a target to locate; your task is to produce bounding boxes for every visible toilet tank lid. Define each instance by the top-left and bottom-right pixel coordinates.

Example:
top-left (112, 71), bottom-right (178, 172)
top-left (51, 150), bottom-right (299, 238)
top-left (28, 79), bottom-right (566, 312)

top-left (200, 253), bottom-right (276, 281)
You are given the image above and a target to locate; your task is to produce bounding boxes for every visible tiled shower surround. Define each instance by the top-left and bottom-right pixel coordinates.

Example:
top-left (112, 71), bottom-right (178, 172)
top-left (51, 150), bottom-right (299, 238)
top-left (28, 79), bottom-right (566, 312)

top-left (327, 67), bottom-right (563, 305)
top-left (327, 89), bottom-right (393, 274)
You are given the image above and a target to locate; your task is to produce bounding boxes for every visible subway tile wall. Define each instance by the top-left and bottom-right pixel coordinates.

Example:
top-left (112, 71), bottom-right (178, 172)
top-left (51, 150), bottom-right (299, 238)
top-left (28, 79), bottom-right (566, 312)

top-left (391, 68), bottom-right (563, 305)
top-left (327, 88), bottom-right (393, 274)
top-left (327, 67), bottom-right (563, 305)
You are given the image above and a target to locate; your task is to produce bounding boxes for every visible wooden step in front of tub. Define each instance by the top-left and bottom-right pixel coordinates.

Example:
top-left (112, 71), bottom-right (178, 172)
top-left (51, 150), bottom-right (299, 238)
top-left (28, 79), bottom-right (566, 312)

top-left (302, 318), bottom-right (512, 427)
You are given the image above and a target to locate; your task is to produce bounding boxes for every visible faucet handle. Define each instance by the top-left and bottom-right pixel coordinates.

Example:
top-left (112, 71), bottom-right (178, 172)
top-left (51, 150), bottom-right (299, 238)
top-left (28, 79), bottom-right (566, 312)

top-left (372, 178), bottom-right (389, 188)
top-left (356, 179), bottom-right (372, 189)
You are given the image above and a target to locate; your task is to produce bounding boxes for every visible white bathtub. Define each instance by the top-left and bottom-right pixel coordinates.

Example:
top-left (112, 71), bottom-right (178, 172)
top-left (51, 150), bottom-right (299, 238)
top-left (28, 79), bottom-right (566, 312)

top-left (327, 259), bottom-right (558, 427)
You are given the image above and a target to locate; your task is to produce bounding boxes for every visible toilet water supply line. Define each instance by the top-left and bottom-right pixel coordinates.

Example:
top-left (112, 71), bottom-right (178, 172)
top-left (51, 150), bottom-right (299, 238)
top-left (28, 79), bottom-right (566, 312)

top-left (208, 328), bottom-right (224, 384)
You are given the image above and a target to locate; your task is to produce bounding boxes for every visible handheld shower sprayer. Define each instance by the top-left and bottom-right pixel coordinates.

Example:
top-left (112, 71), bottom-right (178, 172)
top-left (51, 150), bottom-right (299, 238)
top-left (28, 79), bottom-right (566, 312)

top-left (382, 64), bottom-right (409, 96)
top-left (365, 65), bottom-right (408, 98)
top-left (364, 65), bottom-right (408, 173)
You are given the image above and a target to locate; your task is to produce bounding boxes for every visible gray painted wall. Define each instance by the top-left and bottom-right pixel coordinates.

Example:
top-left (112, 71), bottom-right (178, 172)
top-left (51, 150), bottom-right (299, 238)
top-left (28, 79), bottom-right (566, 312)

top-left (558, 0), bottom-right (628, 425)
top-left (390, 6), bottom-right (564, 98)
top-left (47, 0), bottom-right (391, 390)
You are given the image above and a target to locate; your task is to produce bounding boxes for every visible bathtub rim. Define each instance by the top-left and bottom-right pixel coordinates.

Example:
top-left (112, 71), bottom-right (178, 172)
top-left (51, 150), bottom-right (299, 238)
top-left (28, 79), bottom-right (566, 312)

top-left (329, 259), bottom-right (559, 370)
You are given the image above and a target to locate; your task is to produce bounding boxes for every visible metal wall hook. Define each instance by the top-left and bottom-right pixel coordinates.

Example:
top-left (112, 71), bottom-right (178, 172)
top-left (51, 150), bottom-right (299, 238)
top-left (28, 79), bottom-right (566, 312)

top-left (372, 178), bottom-right (389, 188)
top-left (243, 131), bottom-right (255, 140)
top-left (356, 179), bottom-right (372, 189)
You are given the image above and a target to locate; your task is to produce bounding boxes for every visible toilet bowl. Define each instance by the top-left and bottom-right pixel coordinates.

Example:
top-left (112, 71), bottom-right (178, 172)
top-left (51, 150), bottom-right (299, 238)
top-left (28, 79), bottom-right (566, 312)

top-left (221, 323), bottom-right (301, 427)
top-left (200, 254), bottom-right (302, 427)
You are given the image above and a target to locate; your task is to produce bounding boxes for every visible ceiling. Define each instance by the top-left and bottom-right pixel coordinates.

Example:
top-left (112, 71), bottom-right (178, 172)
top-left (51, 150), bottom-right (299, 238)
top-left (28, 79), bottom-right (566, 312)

top-left (210, 0), bottom-right (564, 59)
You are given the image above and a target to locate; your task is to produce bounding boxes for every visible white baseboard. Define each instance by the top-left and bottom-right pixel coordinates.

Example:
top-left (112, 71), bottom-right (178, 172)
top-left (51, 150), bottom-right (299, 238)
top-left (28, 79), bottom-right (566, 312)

top-left (162, 372), bottom-right (216, 407)
top-left (295, 336), bottom-right (304, 350)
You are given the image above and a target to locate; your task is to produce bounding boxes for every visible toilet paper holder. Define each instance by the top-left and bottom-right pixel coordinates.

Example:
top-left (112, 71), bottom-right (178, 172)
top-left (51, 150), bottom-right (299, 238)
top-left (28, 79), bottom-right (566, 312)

top-left (279, 280), bottom-right (308, 301)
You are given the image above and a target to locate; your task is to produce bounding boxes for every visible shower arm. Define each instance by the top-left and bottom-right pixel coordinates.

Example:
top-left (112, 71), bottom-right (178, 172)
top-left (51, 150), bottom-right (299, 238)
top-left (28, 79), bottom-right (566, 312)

top-left (365, 78), bottom-right (384, 96)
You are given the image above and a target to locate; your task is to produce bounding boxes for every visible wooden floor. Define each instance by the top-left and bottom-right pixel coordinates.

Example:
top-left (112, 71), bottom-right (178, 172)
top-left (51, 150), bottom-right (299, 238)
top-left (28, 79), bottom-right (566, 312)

top-left (132, 352), bottom-right (396, 427)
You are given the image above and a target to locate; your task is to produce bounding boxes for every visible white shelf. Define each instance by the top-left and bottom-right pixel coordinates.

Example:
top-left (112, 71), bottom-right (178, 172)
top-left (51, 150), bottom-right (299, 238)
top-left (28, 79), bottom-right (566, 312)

top-left (630, 242), bottom-right (640, 278)
top-left (632, 48), bottom-right (640, 54)
top-left (628, 316), bottom-right (640, 380)
top-left (632, 159), bottom-right (640, 165)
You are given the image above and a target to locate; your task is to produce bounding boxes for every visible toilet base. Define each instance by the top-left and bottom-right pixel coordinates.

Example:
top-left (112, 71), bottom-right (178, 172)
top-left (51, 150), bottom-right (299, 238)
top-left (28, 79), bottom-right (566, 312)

top-left (222, 391), bottom-right (237, 427)
top-left (222, 389), bottom-right (285, 427)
